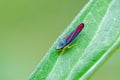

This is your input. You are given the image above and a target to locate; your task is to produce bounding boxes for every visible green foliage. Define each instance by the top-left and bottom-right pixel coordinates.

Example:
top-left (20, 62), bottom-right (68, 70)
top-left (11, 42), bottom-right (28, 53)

top-left (30, 0), bottom-right (120, 80)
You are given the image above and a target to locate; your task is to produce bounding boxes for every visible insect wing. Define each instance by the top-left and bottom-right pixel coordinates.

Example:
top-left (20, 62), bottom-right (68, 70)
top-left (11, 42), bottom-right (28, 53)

top-left (65, 30), bottom-right (76, 44)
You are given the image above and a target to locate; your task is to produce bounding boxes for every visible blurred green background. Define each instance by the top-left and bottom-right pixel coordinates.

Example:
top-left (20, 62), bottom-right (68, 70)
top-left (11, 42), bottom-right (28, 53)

top-left (0, 0), bottom-right (120, 80)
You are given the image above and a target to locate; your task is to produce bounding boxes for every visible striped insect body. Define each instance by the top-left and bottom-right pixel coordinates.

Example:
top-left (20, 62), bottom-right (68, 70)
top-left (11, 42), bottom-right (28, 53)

top-left (56, 23), bottom-right (84, 52)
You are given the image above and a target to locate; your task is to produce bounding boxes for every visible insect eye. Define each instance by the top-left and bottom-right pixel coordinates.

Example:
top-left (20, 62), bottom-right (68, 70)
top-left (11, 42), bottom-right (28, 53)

top-left (61, 43), bottom-right (64, 46)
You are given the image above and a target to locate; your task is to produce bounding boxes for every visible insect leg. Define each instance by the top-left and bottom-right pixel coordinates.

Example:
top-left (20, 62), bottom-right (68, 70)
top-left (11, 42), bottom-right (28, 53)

top-left (67, 44), bottom-right (78, 48)
top-left (61, 46), bottom-right (68, 54)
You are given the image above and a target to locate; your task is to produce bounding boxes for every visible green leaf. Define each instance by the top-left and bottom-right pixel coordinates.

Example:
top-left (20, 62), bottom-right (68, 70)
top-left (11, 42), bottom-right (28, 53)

top-left (29, 0), bottom-right (120, 80)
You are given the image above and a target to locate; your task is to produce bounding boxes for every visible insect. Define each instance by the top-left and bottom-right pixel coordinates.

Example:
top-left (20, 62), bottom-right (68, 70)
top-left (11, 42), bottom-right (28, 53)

top-left (56, 23), bottom-right (84, 53)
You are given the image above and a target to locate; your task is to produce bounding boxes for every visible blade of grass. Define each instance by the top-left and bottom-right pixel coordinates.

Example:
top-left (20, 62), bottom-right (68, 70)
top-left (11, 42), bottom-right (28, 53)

top-left (29, 0), bottom-right (120, 80)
